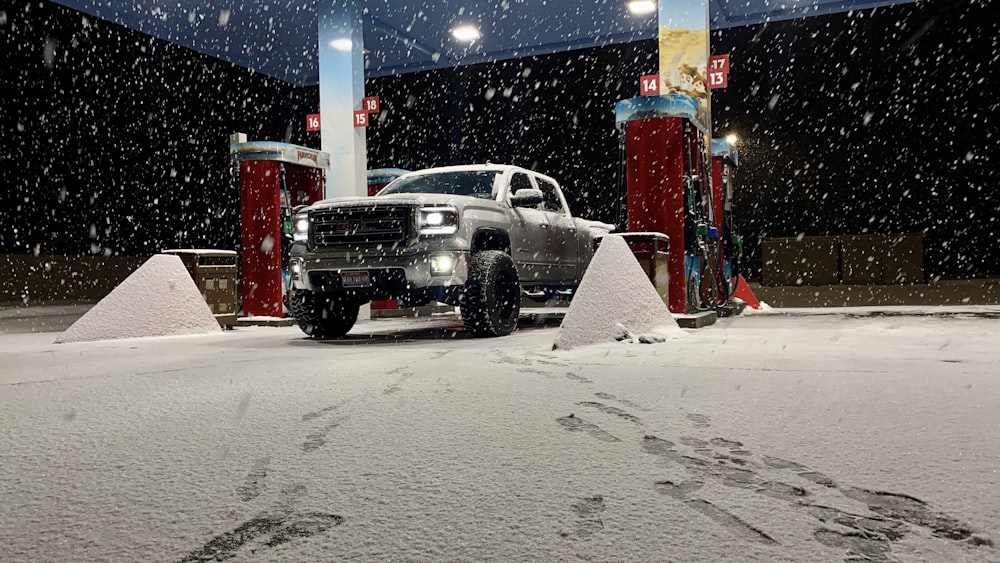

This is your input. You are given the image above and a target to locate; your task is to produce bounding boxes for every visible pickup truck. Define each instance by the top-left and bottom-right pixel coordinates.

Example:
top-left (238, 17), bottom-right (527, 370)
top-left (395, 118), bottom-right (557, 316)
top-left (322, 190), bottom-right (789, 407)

top-left (287, 164), bottom-right (615, 338)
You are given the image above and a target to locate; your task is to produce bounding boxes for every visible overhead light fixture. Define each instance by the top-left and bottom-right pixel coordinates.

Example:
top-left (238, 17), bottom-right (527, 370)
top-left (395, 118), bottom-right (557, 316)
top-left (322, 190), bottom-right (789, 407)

top-left (329, 38), bottom-right (352, 51)
top-left (451, 24), bottom-right (481, 42)
top-left (627, 0), bottom-right (657, 16)
top-left (725, 134), bottom-right (738, 145)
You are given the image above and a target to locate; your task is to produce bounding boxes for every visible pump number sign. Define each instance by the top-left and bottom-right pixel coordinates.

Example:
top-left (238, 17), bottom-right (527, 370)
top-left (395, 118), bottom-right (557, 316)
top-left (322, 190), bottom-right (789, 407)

top-left (306, 113), bottom-right (321, 132)
top-left (306, 96), bottom-right (380, 131)
top-left (708, 55), bottom-right (730, 90)
top-left (640, 74), bottom-right (660, 96)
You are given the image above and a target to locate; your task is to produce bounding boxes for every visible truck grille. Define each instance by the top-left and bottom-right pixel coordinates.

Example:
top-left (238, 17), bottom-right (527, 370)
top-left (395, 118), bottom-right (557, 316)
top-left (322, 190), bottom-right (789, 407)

top-left (311, 206), bottom-right (412, 247)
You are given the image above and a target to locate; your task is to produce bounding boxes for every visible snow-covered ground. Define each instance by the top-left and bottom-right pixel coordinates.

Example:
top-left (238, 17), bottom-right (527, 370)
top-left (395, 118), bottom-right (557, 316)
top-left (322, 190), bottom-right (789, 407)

top-left (1, 308), bottom-right (998, 562)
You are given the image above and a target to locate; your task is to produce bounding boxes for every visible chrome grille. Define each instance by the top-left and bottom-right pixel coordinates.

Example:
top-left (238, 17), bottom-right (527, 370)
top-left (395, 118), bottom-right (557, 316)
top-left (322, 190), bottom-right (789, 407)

top-left (311, 206), bottom-right (412, 247)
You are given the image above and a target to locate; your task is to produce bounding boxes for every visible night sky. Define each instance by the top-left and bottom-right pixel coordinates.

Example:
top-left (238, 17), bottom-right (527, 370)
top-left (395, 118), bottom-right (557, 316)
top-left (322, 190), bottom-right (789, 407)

top-left (2, 0), bottom-right (997, 279)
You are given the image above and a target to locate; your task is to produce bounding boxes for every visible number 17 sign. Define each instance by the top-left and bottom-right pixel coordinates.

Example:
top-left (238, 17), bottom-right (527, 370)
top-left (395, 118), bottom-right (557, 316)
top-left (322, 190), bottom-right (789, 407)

top-left (708, 54), bottom-right (730, 90)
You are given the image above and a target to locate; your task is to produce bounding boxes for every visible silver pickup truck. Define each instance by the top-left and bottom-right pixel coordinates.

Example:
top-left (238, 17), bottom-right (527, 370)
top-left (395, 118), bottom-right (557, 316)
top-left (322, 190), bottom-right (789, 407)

top-left (288, 164), bottom-right (614, 338)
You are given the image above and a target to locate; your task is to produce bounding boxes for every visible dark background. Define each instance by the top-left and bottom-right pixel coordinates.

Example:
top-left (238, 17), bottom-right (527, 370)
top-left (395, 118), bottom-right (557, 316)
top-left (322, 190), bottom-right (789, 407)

top-left (2, 0), bottom-right (997, 280)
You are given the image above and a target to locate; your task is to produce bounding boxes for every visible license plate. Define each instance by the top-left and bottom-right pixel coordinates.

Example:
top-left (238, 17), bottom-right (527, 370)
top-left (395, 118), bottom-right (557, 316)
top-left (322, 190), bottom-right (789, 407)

top-left (340, 270), bottom-right (371, 288)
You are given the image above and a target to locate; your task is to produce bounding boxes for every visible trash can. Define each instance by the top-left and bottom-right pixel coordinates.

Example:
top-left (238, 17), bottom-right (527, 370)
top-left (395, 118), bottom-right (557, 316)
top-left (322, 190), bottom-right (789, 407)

top-left (161, 249), bottom-right (238, 328)
top-left (594, 233), bottom-right (670, 308)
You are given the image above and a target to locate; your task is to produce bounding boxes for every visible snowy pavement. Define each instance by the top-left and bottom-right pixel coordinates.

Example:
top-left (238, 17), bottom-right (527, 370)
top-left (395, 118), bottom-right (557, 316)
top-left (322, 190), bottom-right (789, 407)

top-left (1, 309), bottom-right (998, 562)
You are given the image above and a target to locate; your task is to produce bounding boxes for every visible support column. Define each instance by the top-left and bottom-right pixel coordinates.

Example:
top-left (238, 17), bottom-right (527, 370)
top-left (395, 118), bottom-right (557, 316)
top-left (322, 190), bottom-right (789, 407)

top-left (318, 0), bottom-right (367, 199)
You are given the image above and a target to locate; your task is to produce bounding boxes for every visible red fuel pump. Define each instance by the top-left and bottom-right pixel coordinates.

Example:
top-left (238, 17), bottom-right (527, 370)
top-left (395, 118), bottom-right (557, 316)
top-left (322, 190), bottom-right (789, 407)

top-left (367, 168), bottom-right (408, 196)
top-left (616, 96), bottom-right (728, 314)
top-left (230, 141), bottom-right (329, 318)
top-left (710, 138), bottom-right (740, 300)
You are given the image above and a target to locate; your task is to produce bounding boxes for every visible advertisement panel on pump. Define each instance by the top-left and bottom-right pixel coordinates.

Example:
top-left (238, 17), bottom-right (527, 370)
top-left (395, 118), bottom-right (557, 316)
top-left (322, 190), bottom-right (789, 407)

top-left (658, 0), bottom-right (710, 132)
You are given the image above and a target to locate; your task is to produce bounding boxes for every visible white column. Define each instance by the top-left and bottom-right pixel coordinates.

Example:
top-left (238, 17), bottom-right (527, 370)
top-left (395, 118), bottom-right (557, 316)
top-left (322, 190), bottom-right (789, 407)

top-left (318, 0), bottom-right (367, 200)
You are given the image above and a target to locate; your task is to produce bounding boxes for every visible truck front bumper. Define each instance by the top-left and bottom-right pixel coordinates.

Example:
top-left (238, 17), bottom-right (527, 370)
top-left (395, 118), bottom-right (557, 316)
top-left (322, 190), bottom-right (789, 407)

top-left (290, 249), bottom-right (470, 296)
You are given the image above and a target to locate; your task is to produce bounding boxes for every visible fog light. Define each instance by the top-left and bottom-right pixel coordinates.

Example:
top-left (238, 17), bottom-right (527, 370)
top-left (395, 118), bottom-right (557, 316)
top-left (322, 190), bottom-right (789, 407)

top-left (430, 253), bottom-right (456, 276)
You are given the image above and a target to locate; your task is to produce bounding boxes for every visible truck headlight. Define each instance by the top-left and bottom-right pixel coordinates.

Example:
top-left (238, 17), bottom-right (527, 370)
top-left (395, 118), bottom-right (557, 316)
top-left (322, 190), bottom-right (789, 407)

top-left (419, 207), bottom-right (458, 235)
top-left (293, 212), bottom-right (310, 242)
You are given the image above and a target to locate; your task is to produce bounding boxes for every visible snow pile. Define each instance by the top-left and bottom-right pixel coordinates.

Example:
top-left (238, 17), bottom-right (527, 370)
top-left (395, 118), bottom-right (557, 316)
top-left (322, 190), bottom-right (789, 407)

top-left (736, 297), bottom-right (776, 315)
top-left (553, 234), bottom-right (684, 350)
top-left (575, 218), bottom-right (617, 238)
top-left (55, 254), bottom-right (221, 343)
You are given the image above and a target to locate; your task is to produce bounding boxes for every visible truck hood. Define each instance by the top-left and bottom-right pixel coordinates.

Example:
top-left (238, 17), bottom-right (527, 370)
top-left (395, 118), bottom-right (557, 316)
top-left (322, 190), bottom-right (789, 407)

top-left (307, 193), bottom-right (490, 211)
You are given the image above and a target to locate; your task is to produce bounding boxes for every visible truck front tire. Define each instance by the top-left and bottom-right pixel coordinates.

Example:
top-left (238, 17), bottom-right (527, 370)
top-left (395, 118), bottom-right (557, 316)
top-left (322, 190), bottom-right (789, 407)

top-left (290, 290), bottom-right (359, 339)
top-left (461, 250), bottom-right (521, 337)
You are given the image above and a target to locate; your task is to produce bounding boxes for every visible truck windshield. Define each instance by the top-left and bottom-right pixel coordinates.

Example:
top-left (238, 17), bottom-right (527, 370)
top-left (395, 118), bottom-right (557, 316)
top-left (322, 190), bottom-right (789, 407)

top-left (377, 170), bottom-right (500, 199)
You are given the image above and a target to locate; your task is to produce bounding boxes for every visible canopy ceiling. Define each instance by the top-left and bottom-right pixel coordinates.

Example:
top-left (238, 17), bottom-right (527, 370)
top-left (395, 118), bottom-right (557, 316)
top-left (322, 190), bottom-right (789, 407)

top-left (51, 0), bottom-right (917, 86)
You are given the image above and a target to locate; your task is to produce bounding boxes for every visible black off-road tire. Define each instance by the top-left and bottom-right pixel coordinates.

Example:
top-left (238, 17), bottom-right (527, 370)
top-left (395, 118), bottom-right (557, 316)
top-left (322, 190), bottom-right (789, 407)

top-left (289, 290), bottom-right (360, 339)
top-left (461, 251), bottom-right (521, 337)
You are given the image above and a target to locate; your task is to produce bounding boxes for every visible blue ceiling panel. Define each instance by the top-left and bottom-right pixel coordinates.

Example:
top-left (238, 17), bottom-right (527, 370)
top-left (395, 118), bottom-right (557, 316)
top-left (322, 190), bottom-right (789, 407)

top-left (49, 0), bottom-right (919, 86)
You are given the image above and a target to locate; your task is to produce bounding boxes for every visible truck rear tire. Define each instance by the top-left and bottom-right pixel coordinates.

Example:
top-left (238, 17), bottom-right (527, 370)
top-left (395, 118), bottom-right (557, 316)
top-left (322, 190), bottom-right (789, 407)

top-left (290, 290), bottom-right (359, 339)
top-left (461, 250), bottom-right (520, 337)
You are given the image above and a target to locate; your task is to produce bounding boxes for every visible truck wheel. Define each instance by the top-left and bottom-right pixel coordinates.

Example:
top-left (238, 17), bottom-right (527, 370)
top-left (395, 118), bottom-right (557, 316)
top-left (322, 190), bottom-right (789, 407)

top-left (461, 250), bottom-right (521, 337)
top-left (289, 290), bottom-right (359, 339)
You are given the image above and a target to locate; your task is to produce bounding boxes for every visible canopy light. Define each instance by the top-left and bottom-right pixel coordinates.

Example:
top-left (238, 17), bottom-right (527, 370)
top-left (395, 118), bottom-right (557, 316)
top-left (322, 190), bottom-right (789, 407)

top-left (329, 38), bottom-right (352, 51)
top-left (725, 134), bottom-right (738, 145)
top-left (451, 25), bottom-right (482, 42)
top-left (627, 0), bottom-right (657, 15)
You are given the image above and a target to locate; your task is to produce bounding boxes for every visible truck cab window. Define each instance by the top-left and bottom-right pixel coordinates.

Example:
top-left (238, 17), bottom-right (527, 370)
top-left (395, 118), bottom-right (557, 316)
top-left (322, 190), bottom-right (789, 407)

top-left (536, 178), bottom-right (564, 214)
top-left (510, 173), bottom-right (534, 194)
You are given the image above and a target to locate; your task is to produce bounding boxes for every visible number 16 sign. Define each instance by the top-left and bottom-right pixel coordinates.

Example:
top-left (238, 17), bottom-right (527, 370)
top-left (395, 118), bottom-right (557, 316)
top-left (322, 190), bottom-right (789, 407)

top-left (306, 113), bottom-right (321, 132)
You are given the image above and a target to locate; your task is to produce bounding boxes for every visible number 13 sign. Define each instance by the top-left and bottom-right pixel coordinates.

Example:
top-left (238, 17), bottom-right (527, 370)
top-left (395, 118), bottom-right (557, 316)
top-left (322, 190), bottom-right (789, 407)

top-left (708, 55), bottom-right (730, 90)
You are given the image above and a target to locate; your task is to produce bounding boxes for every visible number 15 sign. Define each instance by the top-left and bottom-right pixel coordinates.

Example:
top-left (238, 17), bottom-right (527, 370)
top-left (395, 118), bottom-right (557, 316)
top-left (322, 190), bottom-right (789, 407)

top-left (354, 96), bottom-right (380, 128)
top-left (305, 95), bottom-right (381, 131)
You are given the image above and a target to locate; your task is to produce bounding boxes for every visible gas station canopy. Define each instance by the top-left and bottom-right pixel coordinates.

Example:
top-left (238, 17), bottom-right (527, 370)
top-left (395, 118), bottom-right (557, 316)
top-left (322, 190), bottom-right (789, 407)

top-left (51, 0), bottom-right (915, 86)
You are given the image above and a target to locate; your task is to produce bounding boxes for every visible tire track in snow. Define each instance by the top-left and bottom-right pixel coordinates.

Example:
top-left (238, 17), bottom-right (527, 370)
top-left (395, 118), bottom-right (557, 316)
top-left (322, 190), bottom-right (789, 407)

top-left (177, 512), bottom-right (344, 562)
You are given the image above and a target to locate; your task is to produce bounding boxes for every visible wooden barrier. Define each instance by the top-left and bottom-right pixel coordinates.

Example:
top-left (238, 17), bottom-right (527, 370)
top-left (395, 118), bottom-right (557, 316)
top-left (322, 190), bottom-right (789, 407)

top-left (1, 255), bottom-right (148, 304)
top-left (761, 234), bottom-right (924, 287)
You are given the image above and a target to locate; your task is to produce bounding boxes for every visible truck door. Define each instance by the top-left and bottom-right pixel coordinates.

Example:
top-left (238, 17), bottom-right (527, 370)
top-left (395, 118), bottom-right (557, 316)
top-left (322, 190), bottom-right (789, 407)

top-left (535, 176), bottom-right (579, 282)
top-left (507, 171), bottom-right (550, 284)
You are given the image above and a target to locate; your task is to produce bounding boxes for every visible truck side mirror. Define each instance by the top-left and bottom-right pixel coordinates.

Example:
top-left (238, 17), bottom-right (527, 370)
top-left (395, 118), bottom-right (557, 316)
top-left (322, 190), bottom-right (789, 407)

top-left (511, 188), bottom-right (544, 208)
